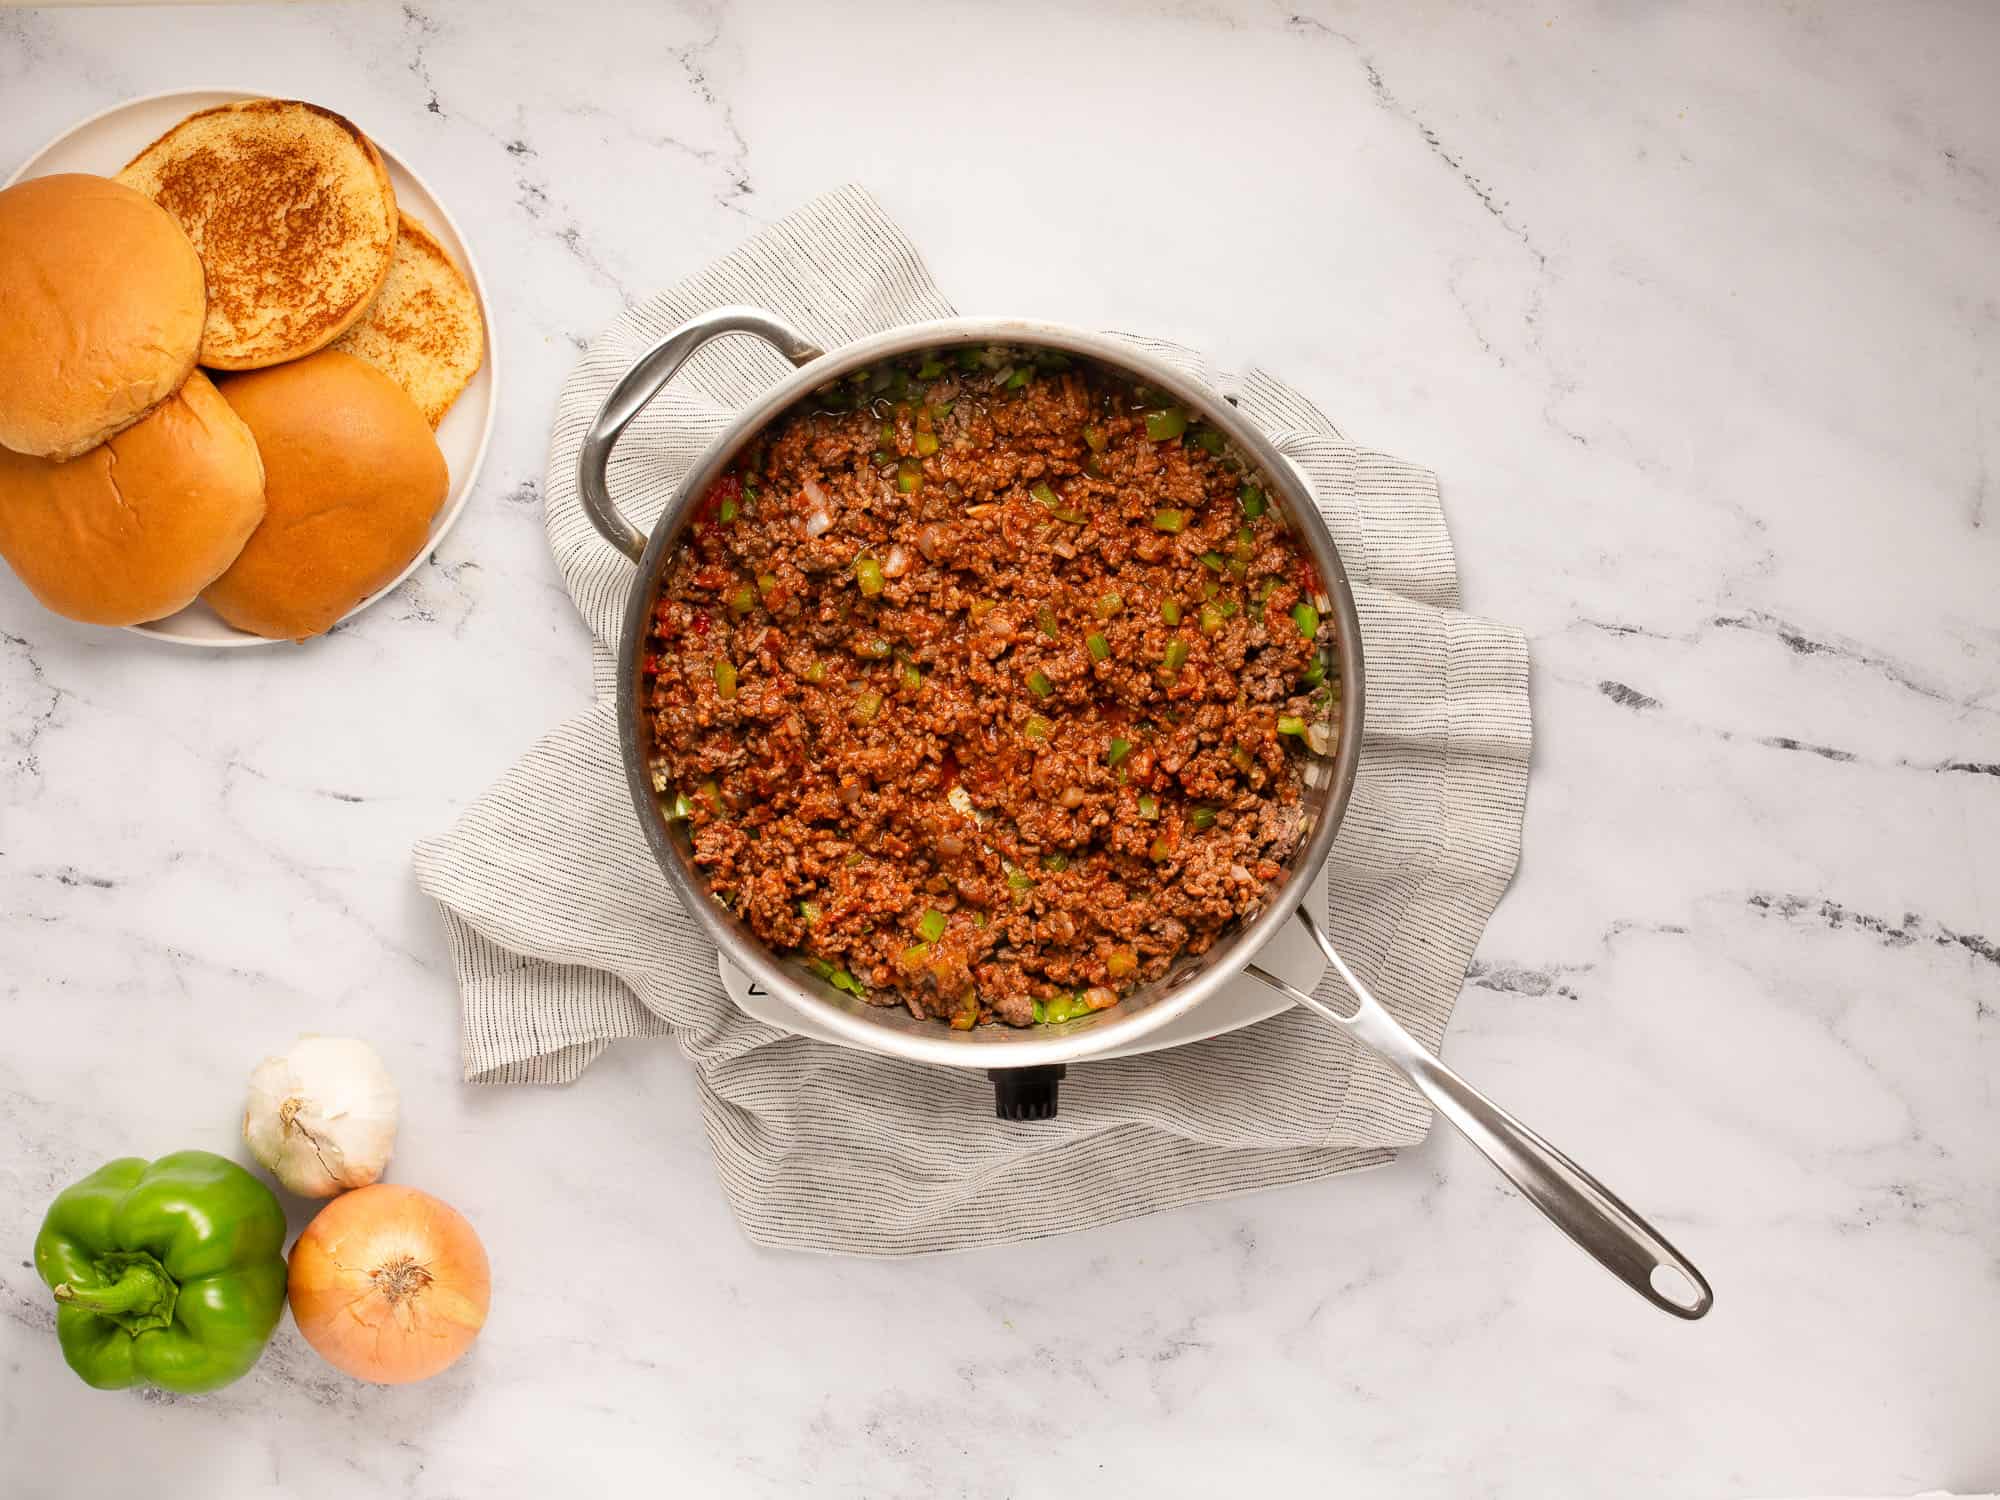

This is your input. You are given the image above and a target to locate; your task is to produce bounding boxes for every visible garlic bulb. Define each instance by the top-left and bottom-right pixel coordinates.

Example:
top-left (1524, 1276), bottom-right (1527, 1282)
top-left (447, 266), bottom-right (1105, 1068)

top-left (243, 1037), bottom-right (399, 1198)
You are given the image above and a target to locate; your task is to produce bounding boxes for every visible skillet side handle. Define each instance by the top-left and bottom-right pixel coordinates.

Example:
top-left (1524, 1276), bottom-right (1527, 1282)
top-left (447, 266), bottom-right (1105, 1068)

top-left (576, 305), bottom-right (826, 562)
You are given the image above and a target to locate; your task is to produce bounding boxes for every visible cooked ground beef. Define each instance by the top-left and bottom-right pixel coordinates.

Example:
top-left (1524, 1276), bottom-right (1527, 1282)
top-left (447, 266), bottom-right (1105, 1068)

top-left (645, 347), bottom-right (1339, 1027)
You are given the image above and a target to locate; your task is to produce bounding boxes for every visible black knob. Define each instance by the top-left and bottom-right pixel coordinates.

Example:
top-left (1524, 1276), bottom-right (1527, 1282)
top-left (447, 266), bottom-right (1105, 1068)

top-left (990, 1065), bottom-right (1065, 1120)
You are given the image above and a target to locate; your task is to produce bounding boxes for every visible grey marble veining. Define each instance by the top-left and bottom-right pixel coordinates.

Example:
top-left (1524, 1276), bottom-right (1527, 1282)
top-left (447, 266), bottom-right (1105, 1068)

top-left (1, 2), bottom-right (1995, 1496)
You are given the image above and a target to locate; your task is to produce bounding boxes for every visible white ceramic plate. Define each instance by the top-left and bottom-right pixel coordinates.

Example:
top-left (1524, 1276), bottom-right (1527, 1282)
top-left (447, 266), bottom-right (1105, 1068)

top-left (4, 87), bottom-right (496, 648)
top-left (722, 861), bottom-right (1326, 1061)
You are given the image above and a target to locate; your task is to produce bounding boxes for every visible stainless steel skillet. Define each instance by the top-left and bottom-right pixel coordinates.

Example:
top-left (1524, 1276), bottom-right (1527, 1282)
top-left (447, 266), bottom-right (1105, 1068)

top-left (578, 307), bottom-right (1711, 1318)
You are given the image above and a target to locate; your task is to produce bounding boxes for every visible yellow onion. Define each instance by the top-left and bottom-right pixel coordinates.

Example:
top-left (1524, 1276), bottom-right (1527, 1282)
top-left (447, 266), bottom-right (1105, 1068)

top-left (288, 1184), bottom-right (490, 1384)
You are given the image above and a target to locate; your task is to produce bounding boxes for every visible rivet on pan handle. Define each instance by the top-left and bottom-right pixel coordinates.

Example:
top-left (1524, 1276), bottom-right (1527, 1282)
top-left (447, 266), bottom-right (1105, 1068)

top-left (577, 305), bottom-right (825, 563)
top-left (1246, 906), bottom-right (1714, 1320)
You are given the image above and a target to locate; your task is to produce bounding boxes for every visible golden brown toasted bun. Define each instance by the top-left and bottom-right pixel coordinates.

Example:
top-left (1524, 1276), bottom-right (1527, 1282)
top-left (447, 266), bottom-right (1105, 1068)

top-left (204, 352), bottom-right (448, 640)
top-left (0, 174), bottom-right (207, 460)
top-left (0, 372), bottom-right (266, 626)
top-left (332, 212), bottom-right (485, 427)
top-left (117, 100), bottom-right (398, 370)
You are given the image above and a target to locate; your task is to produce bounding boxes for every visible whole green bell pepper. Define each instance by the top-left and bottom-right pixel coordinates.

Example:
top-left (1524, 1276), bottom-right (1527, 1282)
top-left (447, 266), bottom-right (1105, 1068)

top-left (33, 1150), bottom-right (288, 1395)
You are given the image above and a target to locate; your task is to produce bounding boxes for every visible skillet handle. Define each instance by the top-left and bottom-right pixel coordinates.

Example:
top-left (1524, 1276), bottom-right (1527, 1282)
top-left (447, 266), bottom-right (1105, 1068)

top-left (576, 305), bottom-right (826, 562)
top-left (1246, 906), bottom-right (1714, 1320)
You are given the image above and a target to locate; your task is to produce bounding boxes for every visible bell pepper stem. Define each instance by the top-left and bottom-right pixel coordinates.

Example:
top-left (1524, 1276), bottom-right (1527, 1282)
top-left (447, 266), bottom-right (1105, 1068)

top-left (54, 1258), bottom-right (173, 1321)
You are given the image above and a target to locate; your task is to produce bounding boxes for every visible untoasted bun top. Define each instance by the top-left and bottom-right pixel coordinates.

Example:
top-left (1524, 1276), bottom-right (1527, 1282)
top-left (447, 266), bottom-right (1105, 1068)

top-left (332, 212), bottom-right (486, 428)
top-left (118, 100), bottom-right (398, 370)
top-left (0, 371), bottom-right (266, 626)
top-left (204, 352), bottom-right (448, 641)
top-left (0, 174), bottom-right (207, 460)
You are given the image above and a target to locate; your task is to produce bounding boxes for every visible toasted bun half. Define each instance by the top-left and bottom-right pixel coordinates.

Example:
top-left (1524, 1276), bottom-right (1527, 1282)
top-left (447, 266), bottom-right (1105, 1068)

top-left (118, 100), bottom-right (398, 370)
top-left (0, 371), bottom-right (266, 626)
top-left (332, 212), bottom-right (486, 428)
top-left (205, 352), bottom-right (448, 640)
top-left (0, 174), bottom-right (207, 460)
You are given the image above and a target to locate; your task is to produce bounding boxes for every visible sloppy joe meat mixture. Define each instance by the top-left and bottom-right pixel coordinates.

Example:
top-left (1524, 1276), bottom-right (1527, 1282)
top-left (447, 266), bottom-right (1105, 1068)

top-left (646, 348), bottom-right (1339, 1028)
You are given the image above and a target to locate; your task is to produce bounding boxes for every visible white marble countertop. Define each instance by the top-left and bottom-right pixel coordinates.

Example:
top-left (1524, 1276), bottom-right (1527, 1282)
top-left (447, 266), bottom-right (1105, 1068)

top-left (3, 3), bottom-right (1996, 1496)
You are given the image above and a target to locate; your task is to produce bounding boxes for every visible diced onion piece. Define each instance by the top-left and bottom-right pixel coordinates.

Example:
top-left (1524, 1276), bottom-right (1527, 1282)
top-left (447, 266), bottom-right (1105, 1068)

top-left (802, 479), bottom-right (834, 536)
top-left (882, 544), bottom-right (912, 578)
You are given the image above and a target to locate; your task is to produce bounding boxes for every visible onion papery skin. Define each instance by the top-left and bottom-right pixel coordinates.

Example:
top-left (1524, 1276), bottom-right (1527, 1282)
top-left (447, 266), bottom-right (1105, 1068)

top-left (287, 1184), bottom-right (490, 1384)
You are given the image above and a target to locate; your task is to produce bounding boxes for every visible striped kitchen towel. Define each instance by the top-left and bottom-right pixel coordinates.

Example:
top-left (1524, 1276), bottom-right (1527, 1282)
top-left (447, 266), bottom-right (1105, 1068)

top-left (412, 185), bottom-right (1532, 1254)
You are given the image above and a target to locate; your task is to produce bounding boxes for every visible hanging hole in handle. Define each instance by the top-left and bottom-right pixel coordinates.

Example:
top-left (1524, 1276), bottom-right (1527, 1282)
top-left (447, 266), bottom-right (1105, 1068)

top-left (1648, 1263), bottom-right (1707, 1314)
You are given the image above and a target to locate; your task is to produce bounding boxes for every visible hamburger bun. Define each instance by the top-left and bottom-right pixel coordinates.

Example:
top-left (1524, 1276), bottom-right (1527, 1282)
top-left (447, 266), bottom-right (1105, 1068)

top-left (117, 100), bottom-right (398, 370)
top-left (331, 212), bottom-right (486, 427)
top-left (0, 173), bottom-right (207, 460)
top-left (205, 352), bottom-right (448, 640)
top-left (0, 371), bottom-right (266, 626)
